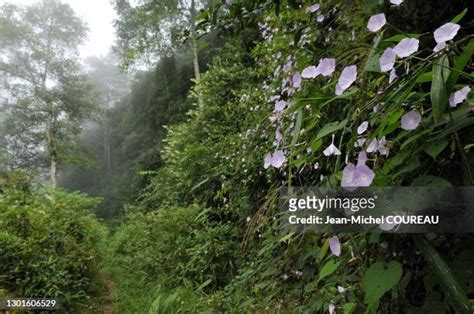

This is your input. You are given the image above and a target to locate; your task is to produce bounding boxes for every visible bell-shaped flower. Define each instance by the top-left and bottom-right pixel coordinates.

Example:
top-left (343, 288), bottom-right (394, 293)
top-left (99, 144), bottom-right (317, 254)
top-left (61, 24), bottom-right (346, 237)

top-left (307, 3), bottom-right (320, 13)
top-left (401, 110), bottom-right (421, 130)
top-left (380, 47), bottom-right (396, 72)
top-left (273, 129), bottom-right (283, 146)
top-left (449, 86), bottom-right (471, 107)
top-left (357, 121), bottom-right (368, 134)
top-left (342, 152), bottom-right (375, 187)
top-left (390, 0), bottom-right (404, 5)
top-left (317, 15), bottom-right (325, 22)
top-left (323, 134), bottom-right (342, 156)
top-left (377, 137), bottom-right (389, 155)
top-left (393, 38), bottom-right (419, 58)
top-left (337, 286), bottom-right (347, 293)
top-left (367, 13), bottom-right (386, 32)
top-left (264, 150), bottom-right (287, 169)
top-left (357, 151), bottom-right (368, 166)
top-left (433, 41), bottom-right (446, 52)
top-left (293, 72), bottom-right (302, 88)
top-left (366, 137), bottom-right (389, 155)
top-left (274, 100), bottom-right (286, 112)
top-left (434, 23), bottom-right (460, 44)
top-left (329, 236), bottom-right (341, 256)
top-left (354, 138), bottom-right (366, 148)
top-left (302, 65), bottom-right (318, 78)
top-left (316, 58), bottom-right (336, 76)
top-left (335, 65), bottom-right (357, 95)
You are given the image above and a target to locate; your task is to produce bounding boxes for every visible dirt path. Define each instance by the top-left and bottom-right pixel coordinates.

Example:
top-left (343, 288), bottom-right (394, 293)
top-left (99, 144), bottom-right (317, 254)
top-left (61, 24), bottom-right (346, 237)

top-left (99, 271), bottom-right (117, 314)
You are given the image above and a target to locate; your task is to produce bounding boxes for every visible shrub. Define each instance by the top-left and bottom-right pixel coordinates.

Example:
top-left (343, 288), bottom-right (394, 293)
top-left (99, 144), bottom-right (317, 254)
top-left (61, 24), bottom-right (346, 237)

top-left (0, 172), bottom-right (106, 309)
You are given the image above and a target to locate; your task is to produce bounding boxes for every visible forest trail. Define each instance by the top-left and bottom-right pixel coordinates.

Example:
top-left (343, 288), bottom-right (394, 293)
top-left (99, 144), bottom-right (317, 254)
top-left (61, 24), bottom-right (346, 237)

top-left (99, 271), bottom-right (117, 314)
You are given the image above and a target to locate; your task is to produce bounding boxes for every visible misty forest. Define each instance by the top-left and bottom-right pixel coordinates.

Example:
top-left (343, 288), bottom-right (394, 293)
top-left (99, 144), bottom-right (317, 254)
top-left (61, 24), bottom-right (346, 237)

top-left (1, 0), bottom-right (474, 313)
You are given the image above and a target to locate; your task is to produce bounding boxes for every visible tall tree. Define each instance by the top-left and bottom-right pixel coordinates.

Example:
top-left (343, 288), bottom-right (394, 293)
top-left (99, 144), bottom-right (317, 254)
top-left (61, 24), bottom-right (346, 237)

top-left (113, 0), bottom-right (203, 82)
top-left (0, 0), bottom-right (96, 187)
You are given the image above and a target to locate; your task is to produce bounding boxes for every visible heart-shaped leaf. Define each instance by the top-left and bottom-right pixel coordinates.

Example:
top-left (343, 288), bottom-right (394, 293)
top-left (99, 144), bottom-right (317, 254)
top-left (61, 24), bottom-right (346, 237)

top-left (363, 261), bottom-right (402, 309)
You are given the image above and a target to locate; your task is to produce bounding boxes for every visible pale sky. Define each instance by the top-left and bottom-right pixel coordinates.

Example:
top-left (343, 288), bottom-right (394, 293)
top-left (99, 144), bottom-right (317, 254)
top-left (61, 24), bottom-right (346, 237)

top-left (0, 0), bottom-right (117, 60)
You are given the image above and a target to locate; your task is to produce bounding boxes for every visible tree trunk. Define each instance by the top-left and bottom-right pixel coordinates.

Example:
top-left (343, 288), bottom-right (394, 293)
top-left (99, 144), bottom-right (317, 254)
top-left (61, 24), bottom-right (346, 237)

top-left (46, 115), bottom-right (57, 188)
top-left (191, 28), bottom-right (200, 82)
top-left (190, 0), bottom-right (203, 106)
top-left (50, 153), bottom-right (57, 188)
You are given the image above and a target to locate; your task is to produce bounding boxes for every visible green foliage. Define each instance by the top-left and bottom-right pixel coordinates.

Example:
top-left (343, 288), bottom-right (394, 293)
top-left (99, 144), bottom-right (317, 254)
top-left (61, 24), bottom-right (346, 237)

top-left (0, 0), bottom-right (97, 183)
top-left (363, 261), bottom-right (402, 311)
top-left (105, 0), bottom-right (474, 312)
top-left (0, 172), bottom-right (106, 310)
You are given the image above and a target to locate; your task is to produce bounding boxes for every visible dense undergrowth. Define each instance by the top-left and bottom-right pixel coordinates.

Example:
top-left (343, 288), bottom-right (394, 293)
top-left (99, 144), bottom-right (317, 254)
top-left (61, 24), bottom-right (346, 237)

top-left (0, 172), bottom-right (106, 311)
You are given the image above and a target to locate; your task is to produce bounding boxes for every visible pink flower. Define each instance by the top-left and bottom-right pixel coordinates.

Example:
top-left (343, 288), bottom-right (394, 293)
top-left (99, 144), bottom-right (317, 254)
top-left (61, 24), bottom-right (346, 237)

top-left (316, 58), bottom-right (336, 77)
top-left (434, 23), bottom-right (460, 44)
top-left (329, 236), bottom-right (341, 256)
top-left (341, 153), bottom-right (375, 187)
top-left (449, 86), bottom-right (471, 107)
top-left (357, 121), bottom-right (368, 134)
top-left (433, 42), bottom-right (446, 52)
top-left (380, 47), bottom-right (396, 72)
top-left (307, 3), bottom-right (320, 13)
top-left (323, 134), bottom-right (341, 156)
top-left (390, 0), bottom-right (404, 5)
top-left (354, 138), bottom-right (366, 148)
top-left (336, 65), bottom-right (357, 95)
top-left (293, 72), bottom-right (302, 88)
top-left (264, 150), bottom-right (287, 169)
top-left (301, 58), bottom-right (336, 79)
top-left (366, 137), bottom-right (389, 155)
top-left (302, 66), bottom-right (318, 78)
top-left (275, 100), bottom-right (286, 112)
top-left (367, 13), bottom-right (386, 32)
top-left (337, 286), bottom-right (347, 293)
top-left (393, 38), bottom-right (419, 58)
top-left (274, 129), bottom-right (283, 146)
top-left (400, 110), bottom-right (421, 130)
top-left (264, 153), bottom-right (273, 169)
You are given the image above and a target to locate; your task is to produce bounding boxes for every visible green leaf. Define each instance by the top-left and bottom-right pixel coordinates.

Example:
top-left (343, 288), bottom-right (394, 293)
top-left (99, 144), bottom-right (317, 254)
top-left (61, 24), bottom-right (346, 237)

top-left (199, 279), bottom-right (212, 289)
top-left (382, 151), bottom-right (410, 175)
top-left (431, 55), bottom-right (450, 123)
top-left (424, 140), bottom-right (449, 159)
top-left (416, 71), bottom-right (432, 83)
top-left (315, 119), bottom-right (348, 140)
top-left (451, 8), bottom-right (468, 24)
top-left (412, 175), bottom-right (452, 187)
top-left (311, 138), bottom-right (323, 152)
top-left (393, 157), bottom-right (420, 178)
top-left (363, 261), bottom-right (402, 310)
top-left (318, 238), bottom-right (329, 261)
top-left (290, 110), bottom-right (303, 147)
top-left (368, 233), bottom-right (381, 244)
top-left (343, 303), bottom-right (357, 314)
top-left (364, 53), bottom-right (381, 72)
top-left (383, 33), bottom-right (421, 42)
top-left (446, 39), bottom-right (474, 94)
top-left (279, 232), bottom-right (294, 243)
top-left (432, 116), bottom-right (474, 140)
top-left (388, 108), bottom-right (405, 125)
top-left (318, 259), bottom-right (340, 281)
